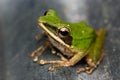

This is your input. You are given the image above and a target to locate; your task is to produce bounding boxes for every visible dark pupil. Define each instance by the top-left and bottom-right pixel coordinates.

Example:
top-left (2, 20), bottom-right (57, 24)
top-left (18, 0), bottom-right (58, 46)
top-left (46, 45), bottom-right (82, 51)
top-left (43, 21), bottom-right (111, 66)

top-left (44, 10), bottom-right (48, 15)
top-left (60, 30), bottom-right (69, 36)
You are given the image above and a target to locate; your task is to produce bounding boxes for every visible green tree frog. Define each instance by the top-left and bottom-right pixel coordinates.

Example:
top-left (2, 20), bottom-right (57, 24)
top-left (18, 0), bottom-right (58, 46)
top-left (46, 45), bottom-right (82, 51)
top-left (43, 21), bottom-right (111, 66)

top-left (30, 9), bottom-right (106, 74)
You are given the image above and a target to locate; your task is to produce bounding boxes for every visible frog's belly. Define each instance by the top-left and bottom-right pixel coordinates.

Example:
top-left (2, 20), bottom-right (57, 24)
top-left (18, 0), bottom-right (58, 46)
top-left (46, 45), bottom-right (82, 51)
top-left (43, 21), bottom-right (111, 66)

top-left (48, 36), bottom-right (74, 57)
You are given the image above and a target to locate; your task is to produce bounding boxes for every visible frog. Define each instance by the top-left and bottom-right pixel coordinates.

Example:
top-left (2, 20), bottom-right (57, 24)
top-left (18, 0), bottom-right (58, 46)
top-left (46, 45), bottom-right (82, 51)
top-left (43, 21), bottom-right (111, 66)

top-left (30, 9), bottom-right (106, 74)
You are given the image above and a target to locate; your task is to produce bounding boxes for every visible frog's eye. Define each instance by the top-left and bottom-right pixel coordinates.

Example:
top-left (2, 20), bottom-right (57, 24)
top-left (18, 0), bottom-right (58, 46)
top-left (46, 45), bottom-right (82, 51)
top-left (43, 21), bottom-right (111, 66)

top-left (44, 10), bottom-right (48, 15)
top-left (58, 27), bottom-right (70, 37)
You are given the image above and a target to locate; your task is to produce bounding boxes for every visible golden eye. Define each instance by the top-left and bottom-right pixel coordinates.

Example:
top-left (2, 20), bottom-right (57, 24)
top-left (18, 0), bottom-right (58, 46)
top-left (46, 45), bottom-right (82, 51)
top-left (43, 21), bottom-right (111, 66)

top-left (58, 27), bottom-right (70, 37)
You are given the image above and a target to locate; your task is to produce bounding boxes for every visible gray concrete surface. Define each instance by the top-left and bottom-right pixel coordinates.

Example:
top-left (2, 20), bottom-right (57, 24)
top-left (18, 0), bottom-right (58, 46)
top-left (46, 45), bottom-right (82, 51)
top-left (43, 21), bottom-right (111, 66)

top-left (0, 0), bottom-right (120, 80)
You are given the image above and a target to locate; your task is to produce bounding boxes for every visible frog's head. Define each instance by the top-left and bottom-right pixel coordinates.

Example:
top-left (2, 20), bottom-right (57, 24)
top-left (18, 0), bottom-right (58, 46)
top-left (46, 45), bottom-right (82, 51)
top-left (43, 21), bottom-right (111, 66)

top-left (38, 9), bottom-right (96, 55)
top-left (38, 9), bottom-right (73, 45)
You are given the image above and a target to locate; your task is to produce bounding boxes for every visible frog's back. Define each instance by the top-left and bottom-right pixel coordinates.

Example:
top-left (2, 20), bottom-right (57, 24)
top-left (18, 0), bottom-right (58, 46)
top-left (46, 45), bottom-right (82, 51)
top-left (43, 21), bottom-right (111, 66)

top-left (69, 21), bottom-right (96, 50)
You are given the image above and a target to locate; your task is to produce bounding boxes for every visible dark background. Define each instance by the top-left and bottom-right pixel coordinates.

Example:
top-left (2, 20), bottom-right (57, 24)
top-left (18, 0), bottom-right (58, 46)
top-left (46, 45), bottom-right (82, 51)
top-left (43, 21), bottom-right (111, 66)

top-left (0, 0), bottom-right (120, 80)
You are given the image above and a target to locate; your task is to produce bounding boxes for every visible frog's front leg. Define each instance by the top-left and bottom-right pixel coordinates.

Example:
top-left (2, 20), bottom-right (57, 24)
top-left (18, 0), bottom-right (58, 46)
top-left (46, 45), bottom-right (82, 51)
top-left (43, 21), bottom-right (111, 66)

top-left (30, 40), bottom-right (50, 62)
top-left (39, 50), bottom-right (89, 71)
top-left (77, 28), bottom-right (106, 74)
top-left (40, 52), bottom-right (69, 71)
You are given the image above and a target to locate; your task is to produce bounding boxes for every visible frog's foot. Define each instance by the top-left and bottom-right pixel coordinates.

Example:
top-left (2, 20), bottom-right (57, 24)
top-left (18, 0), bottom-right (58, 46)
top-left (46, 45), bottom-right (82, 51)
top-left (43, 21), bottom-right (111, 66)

top-left (76, 66), bottom-right (96, 74)
top-left (40, 60), bottom-right (68, 71)
top-left (76, 58), bottom-right (98, 74)
top-left (76, 51), bottom-right (104, 74)
top-left (39, 53), bottom-right (71, 71)
top-left (30, 40), bottom-right (50, 62)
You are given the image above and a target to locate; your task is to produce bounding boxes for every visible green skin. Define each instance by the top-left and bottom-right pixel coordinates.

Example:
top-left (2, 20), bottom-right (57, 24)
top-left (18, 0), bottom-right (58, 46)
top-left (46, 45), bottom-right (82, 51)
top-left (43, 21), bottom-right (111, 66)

top-left (34, 9), bottom-right (106, 73)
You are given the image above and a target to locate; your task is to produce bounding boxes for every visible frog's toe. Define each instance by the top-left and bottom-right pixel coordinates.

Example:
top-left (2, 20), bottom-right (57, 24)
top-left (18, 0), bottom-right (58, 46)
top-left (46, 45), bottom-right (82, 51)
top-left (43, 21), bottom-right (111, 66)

top-left (51, 49), bottom-right (56, 54)
top-left (33, 56), bottom-right (39, 62)
top-left (76, 66), bottom-right (95, 74)
top-left (85, 67), bottom-right (94, 74)
top-left (48, 64), bottom-right (60, 71)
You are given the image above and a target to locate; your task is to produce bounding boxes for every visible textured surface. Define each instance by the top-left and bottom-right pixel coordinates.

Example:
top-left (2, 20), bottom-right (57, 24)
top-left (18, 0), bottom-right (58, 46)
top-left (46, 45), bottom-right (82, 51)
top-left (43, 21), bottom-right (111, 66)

top-left (0, 0), bottom-right (120, 80)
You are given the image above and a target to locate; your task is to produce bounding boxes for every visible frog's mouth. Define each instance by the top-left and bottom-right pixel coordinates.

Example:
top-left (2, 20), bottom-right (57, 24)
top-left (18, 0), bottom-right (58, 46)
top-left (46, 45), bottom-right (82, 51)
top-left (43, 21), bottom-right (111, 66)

top-left (38, 22), bottom-right (69, 47)
top-left (38, 21), bottom-right (74, 57)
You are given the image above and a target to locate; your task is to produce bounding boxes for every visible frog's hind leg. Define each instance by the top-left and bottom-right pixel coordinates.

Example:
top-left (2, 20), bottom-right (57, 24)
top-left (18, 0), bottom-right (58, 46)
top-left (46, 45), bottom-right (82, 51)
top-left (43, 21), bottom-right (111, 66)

top-left (30, 40), bottom-right (50, 62)
top-left (77, 28), bottom-right (106, 74)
